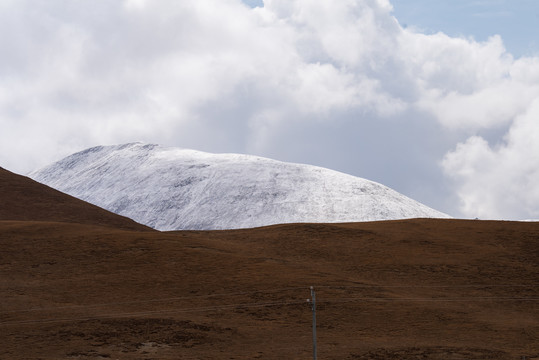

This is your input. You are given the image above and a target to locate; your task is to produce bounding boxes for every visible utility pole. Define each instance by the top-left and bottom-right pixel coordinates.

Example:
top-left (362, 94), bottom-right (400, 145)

top-left (308, 286), bottom-right (317, 360)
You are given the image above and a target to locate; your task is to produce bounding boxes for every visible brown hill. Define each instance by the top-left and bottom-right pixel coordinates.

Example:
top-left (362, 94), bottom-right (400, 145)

top-left (1, 217), bottom-right (538, 359)
top-left (0, 167), bottom-right (151, 231)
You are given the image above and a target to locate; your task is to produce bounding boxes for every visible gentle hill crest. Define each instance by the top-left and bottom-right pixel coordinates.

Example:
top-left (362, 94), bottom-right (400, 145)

top-left (0, 167), bottom-right (151, 231)
top-left (30, 143), bottom-right (450, 230)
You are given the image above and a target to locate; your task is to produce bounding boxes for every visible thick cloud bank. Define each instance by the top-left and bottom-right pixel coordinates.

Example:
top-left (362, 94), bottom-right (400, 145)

top-left (443, 99), bottom-right (539, 220)
top-left (1, 0), bottom-right (538, 219)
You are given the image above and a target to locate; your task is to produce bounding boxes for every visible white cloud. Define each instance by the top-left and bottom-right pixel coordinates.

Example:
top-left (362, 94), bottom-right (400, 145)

top-left (0, 0), bottom-right (403, 170)
top-left (1, 0), bottom-right (539, 219)
top-left (418, 80), bottom-right (539, 129)
top-left (443, 99), bottom-right (539, 219)
top-left (263, 0), bottom-right (398, 67)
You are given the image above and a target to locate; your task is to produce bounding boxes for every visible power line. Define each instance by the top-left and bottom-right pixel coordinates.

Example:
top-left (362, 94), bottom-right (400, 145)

top-left (321, 296), bottom-right (539, 304)
top-left (315, 284), bottom-right (539, 289)
top-left (1, 293), bottom-right (537, 327)
top-left (0, 299), bottom-right (308, 327)
top-left (4, 283), bottom-right (537, 315)
top-left (0, 286), bottom-right (307, 314)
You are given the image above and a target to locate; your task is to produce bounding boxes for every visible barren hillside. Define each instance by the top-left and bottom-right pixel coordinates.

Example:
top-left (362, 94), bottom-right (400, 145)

top-left (0, 167), bottom-right (150, 231)
top-left (0, 167), bottom-right (537, 359)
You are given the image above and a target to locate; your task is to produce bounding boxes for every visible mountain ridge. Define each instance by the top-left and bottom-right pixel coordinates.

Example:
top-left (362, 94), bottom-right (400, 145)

top-left (30, 143), bottom-right (451, 230)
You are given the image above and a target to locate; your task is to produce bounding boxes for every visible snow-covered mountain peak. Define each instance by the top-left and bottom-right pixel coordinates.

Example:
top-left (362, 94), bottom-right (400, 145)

top-left (31, 143), bottom-right (450, 230)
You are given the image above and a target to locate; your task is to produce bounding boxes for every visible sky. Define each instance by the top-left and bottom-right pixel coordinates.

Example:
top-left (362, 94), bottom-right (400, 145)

top-left (1, 0), bottom-right (539, 220)
top-left (390, 0), bottom-right (539, 57)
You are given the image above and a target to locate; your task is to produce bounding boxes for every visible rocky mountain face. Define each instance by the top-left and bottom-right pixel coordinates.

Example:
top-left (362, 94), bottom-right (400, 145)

top-left (30, 143), bottom-right (450, 230)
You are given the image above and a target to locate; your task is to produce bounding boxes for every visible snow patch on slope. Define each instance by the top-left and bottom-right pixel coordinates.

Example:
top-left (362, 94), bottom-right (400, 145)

top-left (31, 143), bottom-right (450, 230)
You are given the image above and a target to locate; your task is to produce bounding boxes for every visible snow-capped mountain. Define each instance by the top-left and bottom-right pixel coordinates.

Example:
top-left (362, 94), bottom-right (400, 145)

top-left (30, 143), bottom-right (450, 230)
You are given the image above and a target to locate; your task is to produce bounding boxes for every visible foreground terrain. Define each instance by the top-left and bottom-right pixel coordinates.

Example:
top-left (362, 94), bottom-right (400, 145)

top-left (1, 168), bottom-right (538, 359)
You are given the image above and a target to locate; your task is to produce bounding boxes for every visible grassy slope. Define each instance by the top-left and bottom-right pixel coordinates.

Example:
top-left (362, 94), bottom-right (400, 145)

top-left (0, 167), bottom-right (151, 231)
top-left (1, 219), bottom-right (537, 359)
top-left (1, 166), bottom-right (537, 359)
